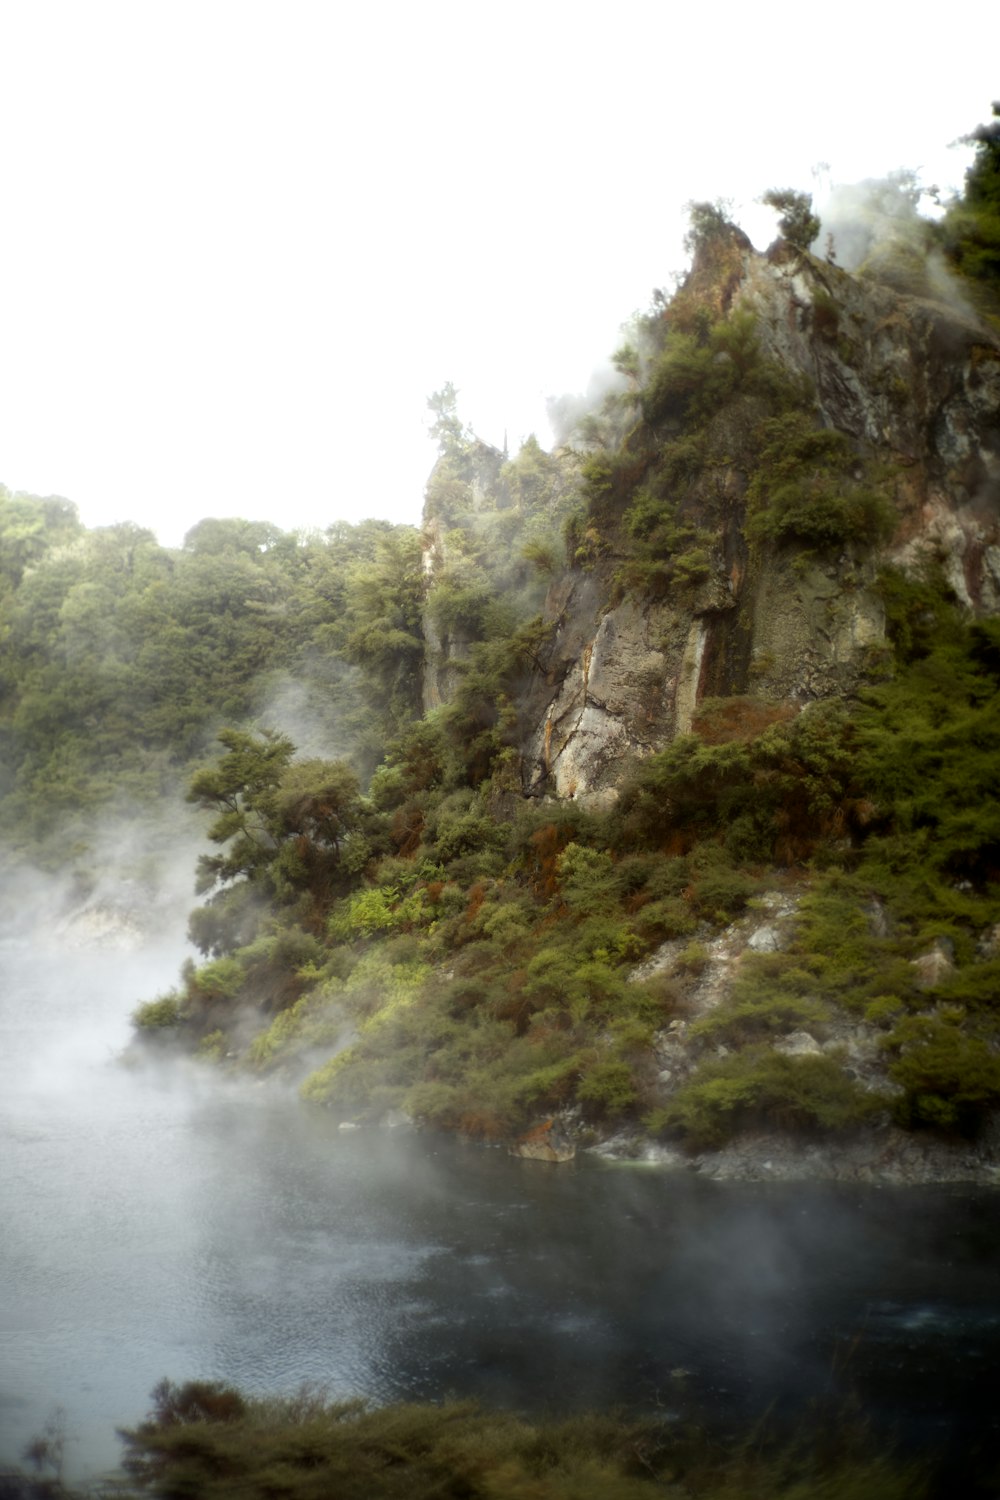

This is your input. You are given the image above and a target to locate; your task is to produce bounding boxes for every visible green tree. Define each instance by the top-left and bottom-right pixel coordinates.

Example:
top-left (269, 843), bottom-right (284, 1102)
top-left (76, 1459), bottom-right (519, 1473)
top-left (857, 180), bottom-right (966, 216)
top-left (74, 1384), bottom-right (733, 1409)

top-left (943, 101), bottom-right (1000, 288)
top-left (0, 487), bottom-right (81, 589)
top-left (188, 728), bottom-right (298, 896)
top-left (427, 382), bottom-right (471, 454)
top-left (183, 516), bottom-right (285, 555)
top-left (339, 527), bottom-right (425, 748)
top-left (762, 188), bottom-right (821, 250)
top-left (186, 729), bottom-right (364, 953)
top-left (683, 198), bottom-right (735, 253)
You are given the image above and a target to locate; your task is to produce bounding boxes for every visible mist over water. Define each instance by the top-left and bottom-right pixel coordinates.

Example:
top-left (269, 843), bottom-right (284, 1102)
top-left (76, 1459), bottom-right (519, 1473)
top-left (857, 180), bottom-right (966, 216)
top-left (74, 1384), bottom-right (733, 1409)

top-left (2, 890), bottom-right (999, 1483)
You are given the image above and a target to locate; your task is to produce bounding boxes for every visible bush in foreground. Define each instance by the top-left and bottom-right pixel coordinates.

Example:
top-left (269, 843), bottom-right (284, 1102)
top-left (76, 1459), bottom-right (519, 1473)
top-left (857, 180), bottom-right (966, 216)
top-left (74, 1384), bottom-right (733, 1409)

top-left (89, 1380), bottom-right (935, 1500)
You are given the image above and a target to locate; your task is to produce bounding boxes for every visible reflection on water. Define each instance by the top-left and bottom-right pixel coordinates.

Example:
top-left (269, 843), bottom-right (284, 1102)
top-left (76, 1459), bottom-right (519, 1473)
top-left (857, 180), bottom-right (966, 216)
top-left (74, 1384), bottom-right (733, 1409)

top-left (1, 931), bottom-right (999, 1480)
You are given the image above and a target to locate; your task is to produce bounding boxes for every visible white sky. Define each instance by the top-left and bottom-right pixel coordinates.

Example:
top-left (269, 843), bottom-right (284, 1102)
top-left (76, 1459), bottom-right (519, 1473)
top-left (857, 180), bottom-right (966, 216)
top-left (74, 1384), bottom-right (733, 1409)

top-left (0, 1), bottom-right (996, 548)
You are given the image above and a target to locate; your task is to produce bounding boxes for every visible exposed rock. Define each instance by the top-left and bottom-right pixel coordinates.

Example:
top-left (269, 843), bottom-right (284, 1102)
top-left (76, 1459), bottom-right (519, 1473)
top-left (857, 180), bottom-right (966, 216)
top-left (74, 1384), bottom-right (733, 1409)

top-left (742, 250), bottom-right (1000, 613)
top-left (509, 1119), bottom-right (576, 1163)
top-left (910, 938), bottom-right (956, 990)
top-left (747, 923), bottom-right (781, 953)
top-left (588, 1135), bottom-right (688, 1168)
top-left (689, 1122), bottom-right (1000, 1185)
top-left (522, 592), bottom-right (680, 802)
top-left (503, 237), bottom-right (1000, 794)
top-left (773, 1031), bottom-right (823, 1057)
top-left (411, 227), bottom-right (1000, 1187)
top-left (822, 1025), bottom-right (886, 1091)
top-left (587, 1115), bottom-right (1000, 1183)
top-left (654, 1031), bottom-right (693, 1084)
top-left (744, 557), bottom-right (887, 702)
top-left (635, 892), bottom-right (800, 1030)
top-left (865, 896), bottom-right (891, 939)
top-left (56, 901), bottom-right (145, 951)
top-left (978, 922), bottom-right (1000, 960)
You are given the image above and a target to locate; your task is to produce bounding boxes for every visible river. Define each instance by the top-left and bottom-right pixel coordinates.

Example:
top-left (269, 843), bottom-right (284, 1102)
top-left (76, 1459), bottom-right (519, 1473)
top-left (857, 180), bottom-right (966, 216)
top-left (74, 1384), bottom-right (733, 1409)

top-left (2, 911), bottom-right (999, 1484)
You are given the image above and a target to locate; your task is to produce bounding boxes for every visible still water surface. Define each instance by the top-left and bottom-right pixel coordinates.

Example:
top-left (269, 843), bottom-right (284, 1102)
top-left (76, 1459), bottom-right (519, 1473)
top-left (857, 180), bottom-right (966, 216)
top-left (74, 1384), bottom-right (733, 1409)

top-left (2, 922), bottom-right (999, 1480)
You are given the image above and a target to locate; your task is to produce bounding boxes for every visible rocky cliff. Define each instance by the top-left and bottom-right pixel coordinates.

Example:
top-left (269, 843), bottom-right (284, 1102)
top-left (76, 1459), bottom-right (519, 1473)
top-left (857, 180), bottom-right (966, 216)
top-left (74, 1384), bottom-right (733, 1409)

top-left (143, 199), bottom-right (1000, 1180)
top-left (421, 224), bottom-right (1000, 806)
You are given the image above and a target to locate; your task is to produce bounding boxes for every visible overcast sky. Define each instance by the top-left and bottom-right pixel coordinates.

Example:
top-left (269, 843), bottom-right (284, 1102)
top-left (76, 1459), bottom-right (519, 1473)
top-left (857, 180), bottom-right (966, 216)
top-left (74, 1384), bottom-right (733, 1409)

top-left (1, 1), bottom-right (996, 547)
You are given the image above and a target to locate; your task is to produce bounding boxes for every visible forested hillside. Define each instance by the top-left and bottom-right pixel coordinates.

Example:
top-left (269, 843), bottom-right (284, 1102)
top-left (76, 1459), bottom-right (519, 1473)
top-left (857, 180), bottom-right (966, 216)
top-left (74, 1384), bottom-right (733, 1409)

top-left (0, 507), bottom-right (424, 867)
top-left (5, 108), bottom-right (1000, 1172)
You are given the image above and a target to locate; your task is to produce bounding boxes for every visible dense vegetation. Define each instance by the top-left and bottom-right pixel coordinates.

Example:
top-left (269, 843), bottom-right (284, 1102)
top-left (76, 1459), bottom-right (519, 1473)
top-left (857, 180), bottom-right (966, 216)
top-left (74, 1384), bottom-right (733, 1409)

top-left (125, 114), bottom-right (999, 1154)
top-left (130, 571), bottom-right (997, 1150)
top-left (0, 500), bottom-right (424, 866)
top-left (4, 108), bottom-right (999, 1160)
top-left (7, 108), bottom-right (1000, 1500)
top-left (8, 1379), bottom-right (944, 1499)
top-left (942, 99), bottom-right (1000, 295)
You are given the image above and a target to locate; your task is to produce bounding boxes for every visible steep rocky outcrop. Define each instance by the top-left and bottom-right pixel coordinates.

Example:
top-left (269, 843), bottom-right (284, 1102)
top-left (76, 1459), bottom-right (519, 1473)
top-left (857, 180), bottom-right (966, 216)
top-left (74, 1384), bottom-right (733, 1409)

top-left (417, 231), bottom-right (1000, 803)
top-left (292, 219), bottom-right (1000, 1178)
top-left (509, 235), bottom-right (1000, 804)
top-left (744, 243), bottom-right (1000, 609)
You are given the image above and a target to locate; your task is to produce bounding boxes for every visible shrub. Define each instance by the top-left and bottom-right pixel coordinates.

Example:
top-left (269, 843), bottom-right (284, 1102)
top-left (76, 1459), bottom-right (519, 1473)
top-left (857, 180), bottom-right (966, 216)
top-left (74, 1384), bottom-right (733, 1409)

top-left (577, 1058), bottom-right (639, 1116)
top-left (132, 993), bottom-right (185, 1029)
top-left (654, 1046), bottom-right (880, 1147)
top-left (692, 987), bottom-right (829, 1046)
top-left (746, 411), bottom-right (895, 552)
top-left (885, 1013), bottom-right (1000, 1134)
top-left (632, 897), bottom-right (697, 943)
top-left (612, 707), bottom-right (859, 865)
top-left (556, 843), bottom-right (618, 914)
top-left (197, 1030), bottom-right (227, 1062)
top-left (749, 475), bottom-right (894, 551)
top-left (329, 885), bottom-right (423, 939)
top-left (190, 956), bottom-right (246, 1000)
top-left (761, 187), bottom-right (821, 250)
top-left (300, 1047), bottom-right (355, 1107)
top-left (675, 940), bottom-right (710, 975)
top-left (426, 573), bottom-right (491, 637)
top-left (689, 859), bottom-right (758, 920)
top-left (114, 1382), bottom-right (931, 1500)
top-left (642, 323), bottom-right (739, 427)
top-left (515, 1051), bottom-right (591, 1108)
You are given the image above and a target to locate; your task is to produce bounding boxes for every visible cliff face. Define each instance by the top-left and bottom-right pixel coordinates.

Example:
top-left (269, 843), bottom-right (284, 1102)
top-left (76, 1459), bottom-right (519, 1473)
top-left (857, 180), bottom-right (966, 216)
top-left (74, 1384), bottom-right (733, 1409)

top-left (745, 242), bottom-right (1000, 610)
top-left (419, 232), bottom-right (1000, 804)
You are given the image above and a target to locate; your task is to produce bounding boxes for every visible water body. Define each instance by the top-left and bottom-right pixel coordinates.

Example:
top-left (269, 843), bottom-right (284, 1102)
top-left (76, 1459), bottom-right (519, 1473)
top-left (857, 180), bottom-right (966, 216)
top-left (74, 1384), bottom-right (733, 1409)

top-left (2, 919), bottom-right (999, 1483)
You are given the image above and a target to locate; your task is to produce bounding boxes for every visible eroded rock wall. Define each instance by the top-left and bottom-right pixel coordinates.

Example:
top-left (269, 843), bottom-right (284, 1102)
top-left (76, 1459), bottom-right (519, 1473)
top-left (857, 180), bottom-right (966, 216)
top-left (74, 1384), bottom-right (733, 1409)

top-left (511, 238), bottom-right (1000, 802)
top-left (741, 243), bottom-right (1000, 610)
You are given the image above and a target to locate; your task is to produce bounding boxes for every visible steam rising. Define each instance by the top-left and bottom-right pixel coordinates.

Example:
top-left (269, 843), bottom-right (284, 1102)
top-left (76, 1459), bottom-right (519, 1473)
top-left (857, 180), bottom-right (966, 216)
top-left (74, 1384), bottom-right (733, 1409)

top-left (545, 359), bottom-right (631, 449)
top-left (257, 660), bottom-right (367, 767)
top-left (816, 174), bottom-right (982, 320)
top-left (3, 870), bottom-right (999, 1482)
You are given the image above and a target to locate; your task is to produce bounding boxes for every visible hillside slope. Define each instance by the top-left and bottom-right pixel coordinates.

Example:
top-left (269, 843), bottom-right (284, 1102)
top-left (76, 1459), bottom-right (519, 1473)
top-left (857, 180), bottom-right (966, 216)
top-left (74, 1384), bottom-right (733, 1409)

top-left (120, 181), bottom-right (1000, 1180)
